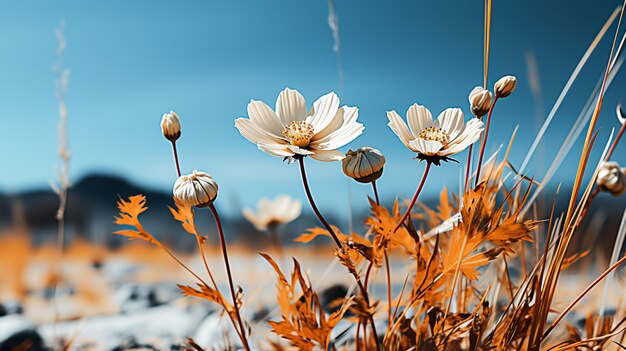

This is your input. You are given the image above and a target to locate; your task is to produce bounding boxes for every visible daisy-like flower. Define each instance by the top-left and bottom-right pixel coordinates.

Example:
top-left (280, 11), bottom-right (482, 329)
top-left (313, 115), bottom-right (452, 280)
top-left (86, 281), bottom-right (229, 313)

top-left (243, 195), bottom-right (302, 231)
top-left (387, 104), bottom-right (484, 164)
top-left (235, 88), bottom-right (364, 162)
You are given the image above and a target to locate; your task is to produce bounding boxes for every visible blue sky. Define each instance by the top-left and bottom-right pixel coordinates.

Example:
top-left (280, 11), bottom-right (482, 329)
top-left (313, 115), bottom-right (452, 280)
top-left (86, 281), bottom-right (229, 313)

top-left (2, 0), bottom-right (626, 217)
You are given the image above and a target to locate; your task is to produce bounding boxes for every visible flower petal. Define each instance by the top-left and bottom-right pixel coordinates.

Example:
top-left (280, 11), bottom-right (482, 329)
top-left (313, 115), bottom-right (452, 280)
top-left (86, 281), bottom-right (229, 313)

top-left (247, 100), bottom-right (284, 136)
top-left (257, 143), bottom-right (294, 157)
top-left (387, 110), bottom-right (415, 150)
top-left (312, 122), bottom-right (364, 150)
top-left (308, 92), bottom-right (340, 132)
top-left (309, 149), bottom-right (345, 162)
top-left (276, 88), bottom-right (307, 125)
top-left (235, 118), bottom-right (283, 145)
top-left (444, 118), bottom-right (484, 155)
top-left (407, 104), bottom-right (433, 136)
top-left (409, 139), bottom-right (443, 156)
top-left (287, 145), bottom-right (315, 156)
top-left (436, 108), bottom-right (465, 139)
top-left (243, 208), bottom-right (266, 231)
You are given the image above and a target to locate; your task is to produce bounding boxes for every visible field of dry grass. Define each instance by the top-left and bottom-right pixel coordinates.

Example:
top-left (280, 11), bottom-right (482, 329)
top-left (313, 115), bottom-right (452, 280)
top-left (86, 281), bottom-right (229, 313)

top-left (3, 1), bottom-right (626, 351)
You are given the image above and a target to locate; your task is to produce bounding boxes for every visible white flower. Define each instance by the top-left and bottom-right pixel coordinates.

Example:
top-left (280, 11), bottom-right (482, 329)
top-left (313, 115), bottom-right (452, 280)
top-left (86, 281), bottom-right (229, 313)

top-left (161, 111), bottom-right (181, 141)
top-left (494, 75), bottom-right (517, 98)
top-left (597, 161), bottom-right (626, 196)
top-left (173, 170), bottom-right (219, 207)
top-left (468, 87), bottom-right (493, 117)
top-left (387, 104), bottom-right (484, 161)
top-left (243, 195), bottom-right (302, 231)
top-left (342, 147), bottom-right (386, 183)
top-left (234, 88), bottom-right (364, 162)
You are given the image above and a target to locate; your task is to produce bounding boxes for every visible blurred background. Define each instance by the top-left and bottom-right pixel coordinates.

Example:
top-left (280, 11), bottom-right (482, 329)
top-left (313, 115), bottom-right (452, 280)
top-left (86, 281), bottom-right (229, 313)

top-left (1, 0), bottom-right (626, 349)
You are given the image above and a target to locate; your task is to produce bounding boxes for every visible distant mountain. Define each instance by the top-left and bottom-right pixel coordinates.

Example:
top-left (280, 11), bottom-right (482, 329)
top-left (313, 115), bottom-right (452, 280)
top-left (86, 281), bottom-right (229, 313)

top-left (0, 173), bottom-right (624, 254)
top-left (0, 173), bottom-right (339, 250)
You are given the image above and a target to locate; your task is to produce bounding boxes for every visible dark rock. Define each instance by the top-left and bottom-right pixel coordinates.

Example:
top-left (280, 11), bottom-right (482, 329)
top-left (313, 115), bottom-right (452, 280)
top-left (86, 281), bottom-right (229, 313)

top-left (320, 284), bottom-right (349, 314)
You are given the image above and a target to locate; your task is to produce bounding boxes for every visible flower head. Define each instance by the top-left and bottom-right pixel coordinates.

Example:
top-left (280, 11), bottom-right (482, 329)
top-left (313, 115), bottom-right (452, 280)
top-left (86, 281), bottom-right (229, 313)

top-left (173, 170), bottom-right (219, 207)
top-left (387, 104), bottom-right (484, 164)
top-left (494, 75), bottom-right (517, 98)
top-left (468, 87), bottom-right (493, 117)
top-left (161, 111), bottom-right (181, 142)
top-left (243, 195), bottom-right (301, 231)
top-left (342, 147), bottom-right (386, 183)
top-left (597, 161), bottom-right (626, 196)
top-left (235, 88), bottom-right (364, 162)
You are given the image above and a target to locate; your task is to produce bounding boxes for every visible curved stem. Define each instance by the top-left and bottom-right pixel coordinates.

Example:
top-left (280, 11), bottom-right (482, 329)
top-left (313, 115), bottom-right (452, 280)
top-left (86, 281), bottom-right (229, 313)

top-left (297, 157), bottom-right (380, 351)
top-left (370, 181), bottom-right (392, 325)
top-left (605, 120), bottom-right (626, 161)
top-left (208, 203), bottom-right (251, 351)
top-left (393, 162), bottom-right (432, 233)
top-left (298, 157), bottom-right (343, 248)
top-left (475, 96), bottom-right (499, 186)
top-left (171, 141), bottom-right (182, 177)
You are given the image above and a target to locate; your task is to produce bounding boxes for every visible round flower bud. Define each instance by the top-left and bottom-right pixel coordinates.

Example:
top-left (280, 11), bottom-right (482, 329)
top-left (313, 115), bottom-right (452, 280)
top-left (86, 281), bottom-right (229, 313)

top-left (173, 170), bottom-right (219, 207)
top-left (494, 75), bottom-right (517, 98)
top-left (469, 87), bottom-right (493, 117)
top-left (596, 162), bottom-right (626, 196)
top-left (161, 111), bottom-right (181, 142)
top-left (342, 147), bottom-right (386, 183)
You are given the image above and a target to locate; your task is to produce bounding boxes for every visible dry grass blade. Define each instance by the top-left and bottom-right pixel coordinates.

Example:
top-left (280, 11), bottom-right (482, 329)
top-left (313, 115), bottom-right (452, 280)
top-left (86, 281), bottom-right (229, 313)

top-left (517, 7), bottom-right (621, 178)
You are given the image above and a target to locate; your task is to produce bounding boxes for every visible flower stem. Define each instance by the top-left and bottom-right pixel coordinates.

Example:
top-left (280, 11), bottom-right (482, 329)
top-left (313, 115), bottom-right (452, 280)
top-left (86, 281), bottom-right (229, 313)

top-left (171, 141), bottom-right (182, 177)
top-left (475, 96), bottom-right (499, 186)
top-left (370, 181), bottom-right (392, 326)
top-left (208, 203), bottom-right (250, 351)
top-left (393, 162), bottom-right (431, 233)
top-left (298, 157), bottom-right (343, 248)
top-left (464, 144), bottom-right (473, 192)
top-left (372, 180), bottom-right (380, 205)
top-left (605, 119), bottom-right (626, 161)
top-left (297, 157), bottom-right (381, 351)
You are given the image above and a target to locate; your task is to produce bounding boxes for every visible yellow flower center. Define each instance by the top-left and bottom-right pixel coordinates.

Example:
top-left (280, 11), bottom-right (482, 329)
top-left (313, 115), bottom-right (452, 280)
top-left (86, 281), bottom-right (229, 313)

top-left (418, 126), bottom-right (450, 145)
top-left (282, 121), bottom-right (314, 148)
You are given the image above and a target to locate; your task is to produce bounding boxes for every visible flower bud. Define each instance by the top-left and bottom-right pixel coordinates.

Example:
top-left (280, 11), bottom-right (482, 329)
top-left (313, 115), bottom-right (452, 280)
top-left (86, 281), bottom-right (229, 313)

top-left (494, 75), bottom-right (517, 98)
top-left (173, 170), bottom-right (219, 207)
top-left (468, 87), bottom-right (493, 117)
top-left (161, 111), bottom-right (181, 142)
top-left (342, 147), bottom-right (386, 183)
top-left (596, 161), bottom-right (626, 196)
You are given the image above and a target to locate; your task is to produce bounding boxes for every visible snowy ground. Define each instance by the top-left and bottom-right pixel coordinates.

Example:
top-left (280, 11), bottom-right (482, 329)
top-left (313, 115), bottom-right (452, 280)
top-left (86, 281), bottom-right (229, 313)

top-left (0, 241), bottom-right (622, 350)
